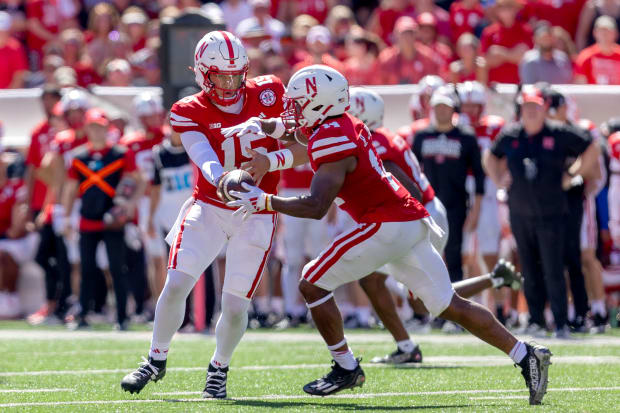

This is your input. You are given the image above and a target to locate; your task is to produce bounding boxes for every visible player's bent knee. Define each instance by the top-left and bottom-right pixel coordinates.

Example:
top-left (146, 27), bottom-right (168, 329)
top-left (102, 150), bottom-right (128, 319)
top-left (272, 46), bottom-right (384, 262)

top-left (221, 292), bottom-right (251, 319)
top-left (299, 279), bottom-right (332, 306)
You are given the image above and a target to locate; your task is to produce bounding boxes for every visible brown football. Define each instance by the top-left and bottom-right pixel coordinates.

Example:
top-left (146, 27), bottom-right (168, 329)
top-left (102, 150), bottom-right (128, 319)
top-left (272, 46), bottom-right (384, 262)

top-left (217, 169), bottom-right (255, 202)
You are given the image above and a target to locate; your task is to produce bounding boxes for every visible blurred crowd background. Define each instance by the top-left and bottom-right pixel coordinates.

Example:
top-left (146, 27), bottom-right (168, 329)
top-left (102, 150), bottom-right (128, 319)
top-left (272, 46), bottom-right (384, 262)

top-left (4, 0), bottom-right (620, 90)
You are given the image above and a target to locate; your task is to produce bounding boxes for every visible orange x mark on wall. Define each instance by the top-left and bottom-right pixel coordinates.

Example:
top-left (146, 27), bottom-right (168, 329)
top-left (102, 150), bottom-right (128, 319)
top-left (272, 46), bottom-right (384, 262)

top-left (72, 158), bottom-right (124, 198)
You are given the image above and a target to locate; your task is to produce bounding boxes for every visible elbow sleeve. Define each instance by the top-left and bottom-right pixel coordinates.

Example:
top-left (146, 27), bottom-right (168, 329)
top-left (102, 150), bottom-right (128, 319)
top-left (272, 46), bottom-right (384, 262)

top-left (181, 131), bottom-right (224, 186)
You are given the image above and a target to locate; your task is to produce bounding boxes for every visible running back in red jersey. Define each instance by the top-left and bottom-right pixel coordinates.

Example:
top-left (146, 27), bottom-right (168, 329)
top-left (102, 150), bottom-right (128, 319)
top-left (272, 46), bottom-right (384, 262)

top-left (169, 75), bottom-right (285, 210)
top-left (306, 113), bottom-right (429, 224)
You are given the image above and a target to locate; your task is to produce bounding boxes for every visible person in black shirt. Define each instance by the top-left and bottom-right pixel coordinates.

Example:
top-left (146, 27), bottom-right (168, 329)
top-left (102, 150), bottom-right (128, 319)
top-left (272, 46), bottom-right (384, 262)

top-left (413, 86), bottom-right (485, 284)
top-left (484, 86), bottom-right (600, 337)
top-left (61, 108), bottom-right (145, 329)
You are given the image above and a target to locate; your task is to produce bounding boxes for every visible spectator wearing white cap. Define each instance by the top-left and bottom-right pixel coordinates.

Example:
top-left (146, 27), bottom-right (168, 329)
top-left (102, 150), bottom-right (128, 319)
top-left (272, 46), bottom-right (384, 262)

top-left (292, 24), bottom-right (344, 73)
top-left (104, 58), bottom-right (132, 86)
top-left (0, 11), bottom-right (28, 89)
top-left (236, 0), bottom-right (285, 41)
top-left (220, 0), bottom-right (253, 34)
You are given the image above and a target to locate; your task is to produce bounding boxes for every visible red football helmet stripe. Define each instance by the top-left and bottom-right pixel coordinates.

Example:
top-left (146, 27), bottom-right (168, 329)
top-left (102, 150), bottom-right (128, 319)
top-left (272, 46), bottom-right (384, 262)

top-left (219, 31), bottom-right (235, 64)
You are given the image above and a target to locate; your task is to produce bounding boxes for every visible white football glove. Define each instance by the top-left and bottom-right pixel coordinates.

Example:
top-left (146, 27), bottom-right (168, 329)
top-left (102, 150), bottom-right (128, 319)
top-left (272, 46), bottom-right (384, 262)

top-left (221, 117), bottom-right (265, 139)
top-left (226, 182), bottom-right (272, 220)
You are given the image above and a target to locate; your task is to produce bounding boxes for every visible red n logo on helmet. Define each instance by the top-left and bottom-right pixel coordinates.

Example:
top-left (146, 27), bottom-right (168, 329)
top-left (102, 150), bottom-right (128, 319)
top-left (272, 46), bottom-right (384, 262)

top-left (306, 77), bottom-right (317, 97)
top-left (355, 97), bottom-right (365, 112)
top-left (195, 41), bottom-right (208, 61)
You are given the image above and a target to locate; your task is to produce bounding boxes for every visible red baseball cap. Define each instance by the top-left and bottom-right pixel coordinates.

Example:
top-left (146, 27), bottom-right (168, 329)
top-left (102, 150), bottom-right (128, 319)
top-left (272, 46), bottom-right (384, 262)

top-left (85, 108), bottom-right (109, 126)
top-left (519, 86), bottom-right (545, 106)
top-left (394, 16), bottom-right (418, 34)
top-left (417, 12), bottom-right (437, 27)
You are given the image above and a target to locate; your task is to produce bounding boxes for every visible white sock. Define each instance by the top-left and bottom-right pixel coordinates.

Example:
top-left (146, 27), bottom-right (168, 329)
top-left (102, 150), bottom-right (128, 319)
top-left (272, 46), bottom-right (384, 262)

top-left (396, 339), bottom-right (416, 353)
top-left (149, 270), bottom-right (196, 361)
top-left (567, 303), bottom-right (575, 322)
top-left (356, 306), bottom-right (371, 325)
top-left (338, 301), bottom-right (354, 318)
top-left (210, 292), bottom-right (250, 369)
top-left (292, 304), bottom-right (307, 318)
top-left (591, 300), bottom-right (607, 317)
top-left (271, 296), bottom-right (284, 315)
top-left (254, 296), bottom-right (269, 314)
top-left (509, 341), bottom-right (528, 364)
top-left (330, 348), bottom-right (357, 370)
top-left (282, 261), bottom-right (303, 315)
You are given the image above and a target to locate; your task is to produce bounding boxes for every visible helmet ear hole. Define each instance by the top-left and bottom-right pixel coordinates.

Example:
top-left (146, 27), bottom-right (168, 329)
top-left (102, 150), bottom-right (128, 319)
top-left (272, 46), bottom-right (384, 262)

top-left (312, 105), bottom-right (324, 112)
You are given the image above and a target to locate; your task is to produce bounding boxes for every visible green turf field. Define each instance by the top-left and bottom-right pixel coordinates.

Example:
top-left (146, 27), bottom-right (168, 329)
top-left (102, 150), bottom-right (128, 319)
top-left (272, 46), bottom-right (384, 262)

top-left (1, 321), bottom-right (618, 412)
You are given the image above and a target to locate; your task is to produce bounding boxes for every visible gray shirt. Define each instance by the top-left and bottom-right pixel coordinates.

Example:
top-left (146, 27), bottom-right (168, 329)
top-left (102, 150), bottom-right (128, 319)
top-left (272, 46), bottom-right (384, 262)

top-left (519, 49), bottom-right (574, 84)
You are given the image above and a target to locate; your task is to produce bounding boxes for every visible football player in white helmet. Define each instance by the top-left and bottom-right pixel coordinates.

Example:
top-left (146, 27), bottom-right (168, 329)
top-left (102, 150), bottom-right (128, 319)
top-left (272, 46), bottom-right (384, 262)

top-left (121, 31), bottom-right (289, 398)
top-left (225, 66), bottom-right (551, 404)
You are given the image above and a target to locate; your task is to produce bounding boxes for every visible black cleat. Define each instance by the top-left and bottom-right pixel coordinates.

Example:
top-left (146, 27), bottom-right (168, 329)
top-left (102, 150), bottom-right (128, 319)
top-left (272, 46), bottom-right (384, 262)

top-left (518, 343), bottom-right (552, 405)
top-left (370, 346), bottom-right (422, 364)
top-left (590, 313), bottom-right (609, 334)
top-left (202, 363), bottom-right (228, 399)
top-left (121, 357), bottom-right (166, 394)
top-left (491, 259), bottom-right (522, 290)
top-left (303, 359), bottom-right (365, 396)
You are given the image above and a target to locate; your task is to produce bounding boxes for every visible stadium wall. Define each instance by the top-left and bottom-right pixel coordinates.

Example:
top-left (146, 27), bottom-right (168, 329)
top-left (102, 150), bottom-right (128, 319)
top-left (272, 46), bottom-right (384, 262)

top-left (1, 84), bottom-right (620, 147)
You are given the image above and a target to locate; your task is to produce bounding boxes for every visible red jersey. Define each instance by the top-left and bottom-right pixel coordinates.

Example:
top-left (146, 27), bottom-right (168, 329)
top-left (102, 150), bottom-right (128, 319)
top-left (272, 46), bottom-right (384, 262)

top-left (0, 179), bottom-right (26, 237)
top-left (119, 127), bottom-right (166, 182)
top-left (25, 0), bottom-right (60, 54)
top-left (522, 0), bottom-right (586, 38)
top-left (449, 1), bottom-right (485, 43)
top-left (372, 127), bottom-right (435, 205)
top-left (280, 164), bottom-right (314, 190)
top-left (296, 0), bottom-right (329, 23)
top-left (480, 22), bottom-right (533, 84)
top-left (575, 44), bottom-right (620, 85)
top-left (0, 37), bottom-right (28, 89)
top-left (51, 129), bottom-right (88, 167)
top-left (473, 115), bottom-right (505, 152)
top-left (26, 120), bottom-right (57, 210)
top-left (378, 45), bottom-right (442, 85)
top-left (169, 75), bottom-right (285, 210)
top-left (307, 113), bottom-right (428, 223)
top-left (610, 130), bottom-right (620, 164)
top-left (293, 54), bottom-right (345, 75)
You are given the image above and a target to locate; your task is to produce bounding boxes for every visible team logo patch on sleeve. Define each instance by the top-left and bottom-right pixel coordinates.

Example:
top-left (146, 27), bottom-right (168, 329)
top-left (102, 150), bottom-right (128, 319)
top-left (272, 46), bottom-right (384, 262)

top-left (259, 89), bottom-right (276, 107)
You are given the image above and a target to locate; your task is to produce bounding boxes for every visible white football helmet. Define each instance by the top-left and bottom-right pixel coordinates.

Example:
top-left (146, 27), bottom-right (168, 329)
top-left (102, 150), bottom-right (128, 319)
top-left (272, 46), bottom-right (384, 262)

top-left (410, 75), bottom-right (445, 119)
top-left (133, 92), bottom-right (163, 117)
top-left (59, 88), bottom-right (91, 112)
top-left (457, 81), bottom-right (486, 106)
top-left (348, 87), bottom-right (384, 131)
top-left (193, 30), bottom-right (248, 106)
top-left (282, 65), bottom-right (349, 131)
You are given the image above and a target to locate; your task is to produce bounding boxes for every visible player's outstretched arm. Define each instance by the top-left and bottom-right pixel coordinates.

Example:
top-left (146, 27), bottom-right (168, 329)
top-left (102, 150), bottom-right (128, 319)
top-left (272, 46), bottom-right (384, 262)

top-left (382, 160), bottom-right (423, 203)
top-left (241, 143), bottom-right (309, 182)
top-left (270, 157), bottom-right (355, 219)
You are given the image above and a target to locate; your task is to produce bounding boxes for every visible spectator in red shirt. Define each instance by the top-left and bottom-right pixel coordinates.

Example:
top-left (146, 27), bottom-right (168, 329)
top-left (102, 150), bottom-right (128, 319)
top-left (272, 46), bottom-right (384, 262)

top-left (480, 0), bottom-right (533, 84)
top-left (0, 11), bottom-right (28, 89)
top-left (576, 0), bottom-right (620, 51)
top-left (26, 0), bottom-right (60, 69)
top-left (416, 12), bottom-right (453, 66)
top-left (292, 25), bottom-right (345, 73)
top-left (59, 29), bottom-right (101, 87)
top-left (575, 15), bottom-right (620, 83)
top-left (367, 0), bottom-right (415, 45)
top-left (449, 33), bottom-right (488, 84)
top-left (280, 28), bottom-right (310, 69)
top-left (343, 29), bottom-right (382, 85)
top-left (120, 7), bottom-right (148, 53)
top-left (377, 16), bottom-right (442, 85)
top-left (450, 0), bottom-right (485, 43)
top-left (413, 0), bottom-right (452, 42)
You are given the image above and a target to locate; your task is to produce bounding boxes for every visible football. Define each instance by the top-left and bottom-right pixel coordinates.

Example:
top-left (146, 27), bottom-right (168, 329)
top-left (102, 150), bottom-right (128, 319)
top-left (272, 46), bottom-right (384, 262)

top-left (217, 169), bottom-right (255, 202)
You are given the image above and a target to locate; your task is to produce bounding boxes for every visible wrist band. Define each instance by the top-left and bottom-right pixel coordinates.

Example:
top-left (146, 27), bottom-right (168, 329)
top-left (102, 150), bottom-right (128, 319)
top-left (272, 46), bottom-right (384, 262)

top-left (267, 148), bottom-right (294, 171)
top-left (265, 194), bottom-right (273, 211)
top-left (271, 117), bottom-right (286, 139)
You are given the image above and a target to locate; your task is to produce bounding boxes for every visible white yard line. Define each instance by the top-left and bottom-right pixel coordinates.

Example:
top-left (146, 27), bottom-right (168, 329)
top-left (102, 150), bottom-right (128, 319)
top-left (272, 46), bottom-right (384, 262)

top-left (470, 396), bottom-right (528, 400)
top-left (0, 388), bottom-right (73, 393)
top-left (1, 356), bottom-right (618, 377)
top-left (1, 330), bottom-right (619, 347)
top-left (1, 386), bottom-right (618, 408)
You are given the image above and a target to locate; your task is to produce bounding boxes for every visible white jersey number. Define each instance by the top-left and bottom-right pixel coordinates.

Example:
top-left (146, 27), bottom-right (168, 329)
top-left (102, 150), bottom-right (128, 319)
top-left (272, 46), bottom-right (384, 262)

top-left (221, 135), bottom-right (268, 170)
top-left (368, 149), bottom-right (400, 192)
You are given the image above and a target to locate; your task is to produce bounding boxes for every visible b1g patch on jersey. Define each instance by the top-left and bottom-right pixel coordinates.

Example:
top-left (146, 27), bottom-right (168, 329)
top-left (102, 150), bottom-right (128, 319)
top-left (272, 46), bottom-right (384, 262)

top-left (259, 89), bottom-right (276, 107)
